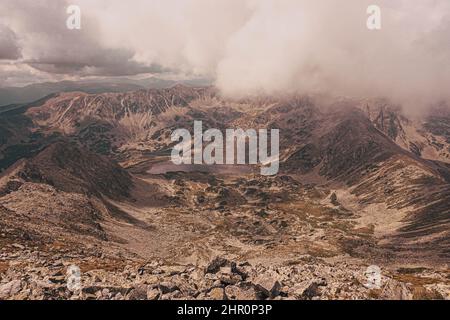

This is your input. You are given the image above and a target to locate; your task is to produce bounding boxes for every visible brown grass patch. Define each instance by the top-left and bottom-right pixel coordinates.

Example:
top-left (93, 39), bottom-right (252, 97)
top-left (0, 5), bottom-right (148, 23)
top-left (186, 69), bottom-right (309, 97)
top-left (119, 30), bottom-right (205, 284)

top-left (354, 225), bottom-right (375, 235)
top-left (78, 259), bottom-right (128, 273)
top-left (368, 289), bottom-right (382, 299)
top-left (304, 242), bottom-right (338, 258)
top-left (0, 261), bottom-right (9, 274)
top-left (397, 267), bottom-right (429, 274)
top-left (412, 286), bottom-right (444, 300)
top-left (393, 274), bottom-right (441, 286)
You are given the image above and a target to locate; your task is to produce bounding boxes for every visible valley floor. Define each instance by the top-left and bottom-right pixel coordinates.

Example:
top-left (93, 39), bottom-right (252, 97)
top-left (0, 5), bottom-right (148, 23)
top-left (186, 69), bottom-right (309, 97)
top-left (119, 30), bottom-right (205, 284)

top-left (2, 166), bottom-right (448, 300)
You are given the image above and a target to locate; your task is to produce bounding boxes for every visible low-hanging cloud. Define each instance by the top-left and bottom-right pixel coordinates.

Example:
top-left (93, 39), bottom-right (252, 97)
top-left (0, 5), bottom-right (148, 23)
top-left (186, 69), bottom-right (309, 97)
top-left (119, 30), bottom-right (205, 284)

top-left (79, 0), bottom-right (450, 106)
top-left (216, 0), bottom-right (450, 104)
top-left (1, 0), bottom-right (450, 108)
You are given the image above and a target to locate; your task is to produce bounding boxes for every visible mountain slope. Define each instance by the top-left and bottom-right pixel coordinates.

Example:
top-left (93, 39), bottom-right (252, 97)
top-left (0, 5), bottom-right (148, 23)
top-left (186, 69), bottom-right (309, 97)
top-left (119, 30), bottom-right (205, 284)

top-left (0, 87), bottom-right (449, 264)
top-left (13, 141), bottom-right (132, 199)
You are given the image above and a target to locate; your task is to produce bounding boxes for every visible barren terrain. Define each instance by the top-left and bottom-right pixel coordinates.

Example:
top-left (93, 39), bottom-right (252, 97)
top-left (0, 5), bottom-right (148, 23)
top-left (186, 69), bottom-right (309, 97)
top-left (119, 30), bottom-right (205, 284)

top-left (0, 87), bottom-right (449, 300)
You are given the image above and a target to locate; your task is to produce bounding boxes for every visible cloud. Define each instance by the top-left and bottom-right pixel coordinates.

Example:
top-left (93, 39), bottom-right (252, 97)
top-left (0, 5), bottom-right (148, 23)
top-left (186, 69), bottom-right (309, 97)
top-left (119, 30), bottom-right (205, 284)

top-left (1, 0), bottom-right (450, 109)
top-left (214, 0), bottom-right (450, 106)
top-left (78, 0), bottom-right (450, 107)
top-left (0, 0), bottom-right (163, 79)
top-left (0, 63), bottom-right (60, 87)
top-left (25, 48), bottom-right (164, 77)
top-left (77, 0), bottom-right (253, 76)
top-left (0, 24), bottom-right (21, 60)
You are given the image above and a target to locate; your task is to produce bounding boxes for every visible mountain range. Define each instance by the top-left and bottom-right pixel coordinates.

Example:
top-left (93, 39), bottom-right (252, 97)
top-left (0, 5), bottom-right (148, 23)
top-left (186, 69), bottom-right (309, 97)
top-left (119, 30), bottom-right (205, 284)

top-left (0, 85), bottom-right (448, 300)
top-left (0, 77), bottom-right (212, 107)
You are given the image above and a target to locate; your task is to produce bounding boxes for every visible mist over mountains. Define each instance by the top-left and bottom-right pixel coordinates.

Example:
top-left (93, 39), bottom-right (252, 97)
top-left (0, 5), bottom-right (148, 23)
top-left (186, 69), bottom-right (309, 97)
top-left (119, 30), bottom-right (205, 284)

top-left (1, 0), bottom-right (449, 112)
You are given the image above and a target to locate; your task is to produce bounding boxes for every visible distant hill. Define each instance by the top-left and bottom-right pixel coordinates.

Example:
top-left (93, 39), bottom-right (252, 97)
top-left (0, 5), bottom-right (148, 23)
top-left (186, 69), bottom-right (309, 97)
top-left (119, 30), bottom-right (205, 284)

top-left (0, 77), bottom-right (212, 107)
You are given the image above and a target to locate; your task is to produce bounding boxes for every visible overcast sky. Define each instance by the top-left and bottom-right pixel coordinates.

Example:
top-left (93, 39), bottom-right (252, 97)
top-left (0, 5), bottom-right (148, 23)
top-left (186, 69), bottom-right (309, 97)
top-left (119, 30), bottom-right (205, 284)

top-left (0, 0), bottom-right (449, 107)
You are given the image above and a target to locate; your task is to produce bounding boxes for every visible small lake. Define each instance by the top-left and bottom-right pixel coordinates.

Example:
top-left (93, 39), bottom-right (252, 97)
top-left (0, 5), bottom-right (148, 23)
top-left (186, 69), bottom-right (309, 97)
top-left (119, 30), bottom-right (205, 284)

top-left (147, 162), bottom-right (255, 175)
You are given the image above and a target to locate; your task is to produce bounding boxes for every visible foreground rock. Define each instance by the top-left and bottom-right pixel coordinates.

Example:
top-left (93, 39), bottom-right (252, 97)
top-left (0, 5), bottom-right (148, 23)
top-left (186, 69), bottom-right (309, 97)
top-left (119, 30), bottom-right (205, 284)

top-left (1, 248), bottom-right (448, 300)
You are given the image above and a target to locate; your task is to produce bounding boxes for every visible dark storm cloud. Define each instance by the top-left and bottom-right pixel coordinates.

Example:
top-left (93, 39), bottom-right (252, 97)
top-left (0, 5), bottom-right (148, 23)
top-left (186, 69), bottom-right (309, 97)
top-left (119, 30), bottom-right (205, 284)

top-left (26, 48), bottom-right (164, 77)
top-left (0, 24), bottom-right (21, 60)
top-left (0, 0), bottom-right (163, 80)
